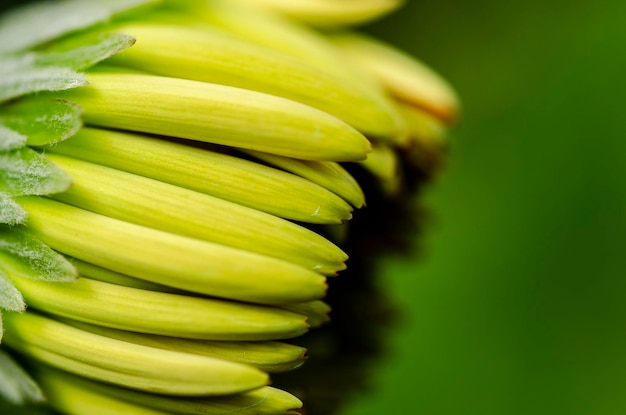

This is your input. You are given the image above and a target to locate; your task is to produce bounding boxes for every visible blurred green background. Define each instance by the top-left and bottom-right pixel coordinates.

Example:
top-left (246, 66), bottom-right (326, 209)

top-left (3, 0), bottom-right (626, 414)
top-left (338, 0), bottom-right (626, 414)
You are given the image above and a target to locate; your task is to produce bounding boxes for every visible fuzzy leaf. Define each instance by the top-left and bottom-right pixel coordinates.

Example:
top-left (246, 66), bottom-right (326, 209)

top-left (0, 98), bottom-right (82, 147)
top-left (0, 271), bottom-right (25, 313)
top-left (0, 31), bottom-right (135, 104)
top-left (0, 0), bottom-right (158, 54)
top-left (0, 348), bottom-right (45, 404)
top-left (36, 31), bottom-right (136, 71)
top-left (0, 60), bottom-right (87, 104)
top-left (0, 147), bottom-right (72, 196)
top-left (0, 125), bottom-right (26, 151)
top-left (0, 194), bottom-right (27, 226)
top-left (0, 53), bottom-right (34, 76)
top-left (0, 225), bottom-right (77, 282)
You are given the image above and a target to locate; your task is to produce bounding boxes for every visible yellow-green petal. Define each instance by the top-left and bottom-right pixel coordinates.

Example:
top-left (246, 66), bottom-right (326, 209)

top-left (51, 127), bottom-right (355, 224)
top-left (109, 23), bottom-right (402, 139)
top-left (238, 0), bottom-right (403, 27)
top-left (57, 72), bottom-right (371, 161)
top-left (16, 196), bottom-right (327, 305)
top-left (46, 153), bottom-right (348, 275)
top-left (330, 32), bottom-right (461, 122)
top-left (9, 274), bottom-right (309, 341)
top-left (3, 311), bottom-right (269, 395)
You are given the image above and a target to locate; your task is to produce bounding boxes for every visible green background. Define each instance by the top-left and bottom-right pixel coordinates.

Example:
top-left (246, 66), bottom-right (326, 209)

top-left (3, 0), bottom-right (626, 414)
top-left (339, 0), bottom-right (626, 414)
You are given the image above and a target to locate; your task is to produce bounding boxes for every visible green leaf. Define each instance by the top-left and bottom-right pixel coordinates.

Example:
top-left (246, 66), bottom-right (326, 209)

top-left (0, 271), bottom-right (25, 313)
top-left (0, 125), bottom-right (26, 151)
top-left (0, 348), bottom-right (45, 404)
top-left (0, 98), bottom-right (82, 147)
top-left (0, 31), bottom-right (135, 104)
top-left (0, 194), bottom-right (27, 226)
top-left (36, 32), bottom-right (136, 71)
top-left (0, 147), bottom-right (72, 196)
top-left (0, 61), bottom-right (87, 104)
top-left (0, 225), bottom-right (77, 282)
top-left (0, 0), bottom-right (158, 55)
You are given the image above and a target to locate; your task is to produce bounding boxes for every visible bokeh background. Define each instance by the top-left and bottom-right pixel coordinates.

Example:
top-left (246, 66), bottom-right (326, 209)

top-left (336, 0), bottom-right (626, 414)
top-left (2, 0), bottom-right (626, 414)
